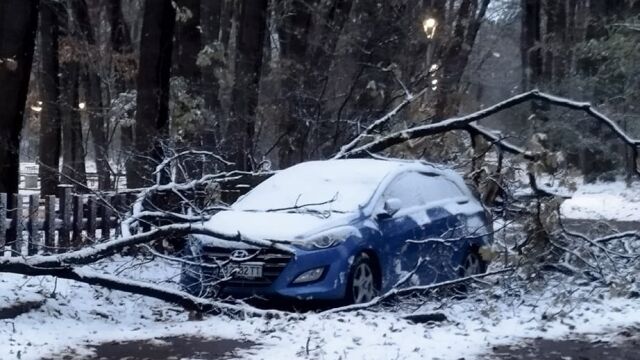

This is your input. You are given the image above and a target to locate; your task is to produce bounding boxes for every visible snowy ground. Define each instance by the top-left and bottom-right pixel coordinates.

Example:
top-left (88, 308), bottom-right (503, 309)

top-left (1, 256), bottom-right (639, 360)
top-left (560, 180), bottom-right (640, 222)
top-left (1, 179), bottom-right (639, 359)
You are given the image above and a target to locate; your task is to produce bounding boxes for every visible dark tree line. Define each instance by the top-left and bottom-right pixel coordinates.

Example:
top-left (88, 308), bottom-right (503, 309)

top-left (0, 0), bottom-right (637, 196)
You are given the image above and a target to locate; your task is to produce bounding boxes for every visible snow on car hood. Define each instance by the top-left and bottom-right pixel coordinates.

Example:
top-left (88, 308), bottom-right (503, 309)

top-left (198, 209), bottom-right (355, 248)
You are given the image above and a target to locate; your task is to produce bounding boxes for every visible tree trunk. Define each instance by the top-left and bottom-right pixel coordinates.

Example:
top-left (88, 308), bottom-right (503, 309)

top-left (275, 0), bottom-right (317, 168)
top-left (174, 0), bottom-right (201, 80)
top-left (542, 0), bottom-right (567, 83)
top-left (433, 0), bottom-right (490, 120)
top-left (0, 0), bottom-right (39, 195)
top-left (108, 0), bottom-right (136, 189)
top-left (201, 0), bottom-right (222, 113)
top-left (60, 61), bottom-right (87, 187)
top-left (38, 0), bottom-right (62, 196)
top-left (226, 0), bottom-right (268, 171)
top-left (521, 0), bottom-right (542, 90)
top-left (129, 0), bottom-right (176, 188)
top-left (73, 0), bottom-right (112, 191)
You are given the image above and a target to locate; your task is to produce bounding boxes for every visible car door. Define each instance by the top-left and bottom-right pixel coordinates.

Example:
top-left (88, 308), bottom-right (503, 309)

top-left (375, 172), bottom-right (432, 288)
top-left (420, 175), bottom-right (470, 282)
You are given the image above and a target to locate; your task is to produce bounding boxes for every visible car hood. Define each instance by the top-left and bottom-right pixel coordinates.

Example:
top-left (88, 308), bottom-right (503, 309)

top-left (198, 209), bottom-right (356, 248)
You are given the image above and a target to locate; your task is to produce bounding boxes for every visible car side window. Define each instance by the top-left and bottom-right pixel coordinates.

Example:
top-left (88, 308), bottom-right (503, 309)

top-left (381, 172), bottom-right (465, 209)
top-left (381, 173), bottom-right (424, 209)
top-left (425, 175), bottom-right (464, 202)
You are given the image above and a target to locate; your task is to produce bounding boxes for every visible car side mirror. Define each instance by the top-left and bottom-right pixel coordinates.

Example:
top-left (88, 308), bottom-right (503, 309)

top-left (376, 198), bottom-right (402, 220)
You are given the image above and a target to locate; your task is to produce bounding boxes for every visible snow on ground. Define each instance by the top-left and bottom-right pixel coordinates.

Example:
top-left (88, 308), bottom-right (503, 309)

top-left (560, 180), bottom-right (640, 222)
top-left (2, 175), bottom-right (639, 359)
top-left (1, 255), bottom-right (639, 360)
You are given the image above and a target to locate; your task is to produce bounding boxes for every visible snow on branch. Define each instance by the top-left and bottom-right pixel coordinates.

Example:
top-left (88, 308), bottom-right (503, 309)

top-left (0, 223), bottom-right (293, 269)
top-left (0, 259), bottom-right (286, 316)
top-left (323, 267), bottom-right (515, 314)
top-left (333, 86), bottom-right (431, 159)
top-left (336, 90), bottom-right (640, 176)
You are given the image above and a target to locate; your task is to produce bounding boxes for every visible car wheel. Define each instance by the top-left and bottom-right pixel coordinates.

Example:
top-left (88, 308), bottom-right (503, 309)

top-left (345, 254), bottom-right (380, 304)
top-left (459, 248), bottom-right (487, 277)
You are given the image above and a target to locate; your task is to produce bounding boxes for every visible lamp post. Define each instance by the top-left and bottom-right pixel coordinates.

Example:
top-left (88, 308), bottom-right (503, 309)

top-left (422, 17), bottom-right (437, 39)
top-left (422, 17), bottom-right (438, 77)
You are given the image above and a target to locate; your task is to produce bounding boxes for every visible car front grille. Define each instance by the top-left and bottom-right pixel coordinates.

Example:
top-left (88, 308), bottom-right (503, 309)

top-left (201, 246), bottom-right (293, 287)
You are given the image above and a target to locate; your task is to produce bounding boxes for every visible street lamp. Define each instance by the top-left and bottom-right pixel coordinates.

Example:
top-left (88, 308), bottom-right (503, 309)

top-left (423, 17), bottom-right (437, 39)
top-left (30, 101), bottom-right (43, 113)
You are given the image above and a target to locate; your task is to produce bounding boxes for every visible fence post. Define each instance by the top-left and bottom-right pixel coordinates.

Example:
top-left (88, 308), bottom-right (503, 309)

top-left (27, 194), bottom-right (40, 255)
top-left (58, 185), bottom-right (73, 252)
top-left (87, 195), bottom-right (97, 240)
top-left (115, 194), bottom-right (127, 236)
top-left (100, 196), bottom-right (113, 240)
top-left (44, 195), bottom-right (56, 253)
top-left (72, 195), bottom-right (84, 248)
top-left (0, 193), bottom-right (6, 252)
top-left (9, 194), bottom-right (23, 256)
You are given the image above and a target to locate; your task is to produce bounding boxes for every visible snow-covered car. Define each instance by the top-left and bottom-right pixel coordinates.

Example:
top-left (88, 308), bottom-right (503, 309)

top-left (180, 159), bottom-right (492, 304)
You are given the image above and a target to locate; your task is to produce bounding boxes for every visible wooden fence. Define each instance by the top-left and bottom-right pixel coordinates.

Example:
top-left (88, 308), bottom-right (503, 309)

top-left (0, 186), bottom-right (131, 257)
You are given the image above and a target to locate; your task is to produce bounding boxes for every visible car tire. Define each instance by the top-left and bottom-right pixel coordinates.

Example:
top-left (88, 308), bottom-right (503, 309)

top-left (459, 247), bottom-right (487, 278)
top-left (345, 253), bottom-right (380, 305)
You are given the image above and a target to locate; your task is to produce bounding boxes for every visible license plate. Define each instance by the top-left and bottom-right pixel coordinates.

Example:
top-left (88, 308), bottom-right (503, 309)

top-left (219, 263), bottom-right (263, 279)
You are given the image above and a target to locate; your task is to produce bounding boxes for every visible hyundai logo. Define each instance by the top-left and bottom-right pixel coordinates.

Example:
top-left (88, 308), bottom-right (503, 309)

top-left (230, 249), bottom-right (250, 260)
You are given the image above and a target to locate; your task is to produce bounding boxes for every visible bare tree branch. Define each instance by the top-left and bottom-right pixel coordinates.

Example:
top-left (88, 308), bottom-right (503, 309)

top-left (337, 90), bottom-right (640, 177)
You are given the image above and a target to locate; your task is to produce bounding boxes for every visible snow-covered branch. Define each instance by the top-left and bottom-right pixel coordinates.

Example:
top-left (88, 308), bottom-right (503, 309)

top-left (337, 90), bottom-right (640, 177)
top-left (324, 267), bottom-right (515, 314)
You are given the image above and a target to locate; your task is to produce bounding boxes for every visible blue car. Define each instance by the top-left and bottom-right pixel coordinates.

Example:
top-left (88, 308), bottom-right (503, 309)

top-left (180, 159), bottom-right (492, 304)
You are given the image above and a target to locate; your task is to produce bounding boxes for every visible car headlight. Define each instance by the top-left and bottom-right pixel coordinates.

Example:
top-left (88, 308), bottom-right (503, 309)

top-left (293, 227), bottom-right (359, 251)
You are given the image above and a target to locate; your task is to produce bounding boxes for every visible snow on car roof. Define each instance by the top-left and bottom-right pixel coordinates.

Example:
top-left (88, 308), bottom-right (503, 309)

top-left (233, 159), bottom-right (432, 213)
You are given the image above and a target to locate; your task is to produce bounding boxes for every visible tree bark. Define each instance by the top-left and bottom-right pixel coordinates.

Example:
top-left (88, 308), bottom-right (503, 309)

top-left (200, 0), bottom-right (222, 113)
top-left (174, 0), bottom-right (201, 80)
top-left (226, 0), bottom-right (268, 171)
top-left (38, 0), bottom-right (62, 196)
top-left (275, 0), bottom-right (317, 168)
top-left (0, 0), bottom-right (39, 195)
top-left (542, 0), bottom-right (567, 83)
top-left (129, 0), bottom-right (176, 188)
top-left (521, 0), bottom-right (542, 90)
top-left (60, 61), bottom-right (87, 187)
top-left (59, 3), bottom-right (87, 189)
top-left (73, 0), bottom-right (112, 190)
top-left (108, 0), bottom-right (136, 188)
top-left (433, 0), bottom-right (491, 120)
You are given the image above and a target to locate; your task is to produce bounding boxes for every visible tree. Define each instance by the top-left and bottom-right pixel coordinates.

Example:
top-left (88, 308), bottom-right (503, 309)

top-left (433, 0), bottom-right (491, 119)
top-left (520, 0), bottom-right (542, 90)
top-left (174, 0), bottom-right (201, 81)
top-left (38, 0), bottom-right (63, 196)
top-left (72, 0), bottom-right (112, 190)
top-left (200, 0), bottom-right (222, 113)
top-left (108, 0), bottom-right (137, 188)
top-left (59, 0), bottom-right (87, 189)
top-left (129, 0), bottom-right (176, 188)
top-left (226, 0), bottom-right (269, 171)
top-left (0, 0), bottom-right (39, 195)
top-left (274, 0), bottom-right (354, 167)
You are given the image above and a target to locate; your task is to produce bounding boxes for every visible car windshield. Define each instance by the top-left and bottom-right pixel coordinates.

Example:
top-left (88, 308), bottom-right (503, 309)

top-left (233, 160), bottom-right (396, 213)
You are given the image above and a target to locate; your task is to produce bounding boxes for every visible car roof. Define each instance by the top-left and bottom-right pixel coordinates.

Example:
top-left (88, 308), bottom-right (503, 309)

top-left (284, 158), bottom-right (442, 181)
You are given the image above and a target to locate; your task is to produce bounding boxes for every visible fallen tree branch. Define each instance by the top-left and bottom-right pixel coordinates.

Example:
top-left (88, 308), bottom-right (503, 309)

top-left (0, 261), bottom-right (285, 317)
top-left (333, 86), bottom-right (431, 159)
top-left (0, 223), bottom-right (293, 269)
top-left (337, 90), bottom-right (640, 177)
top-left (323, 267), bottom-right (514, 314)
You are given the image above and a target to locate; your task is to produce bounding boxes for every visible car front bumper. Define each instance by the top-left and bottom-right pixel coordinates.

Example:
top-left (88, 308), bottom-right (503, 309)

top-left (216, 244), bottom-right (354, 301)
